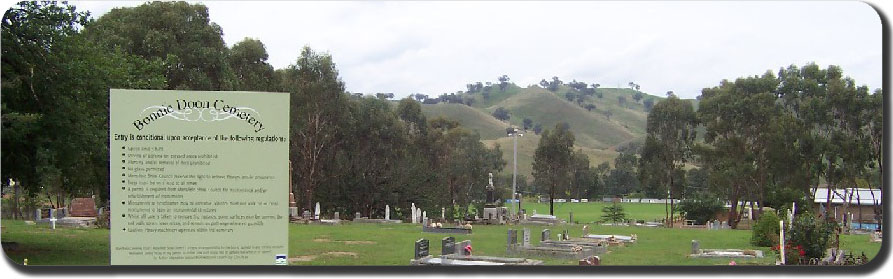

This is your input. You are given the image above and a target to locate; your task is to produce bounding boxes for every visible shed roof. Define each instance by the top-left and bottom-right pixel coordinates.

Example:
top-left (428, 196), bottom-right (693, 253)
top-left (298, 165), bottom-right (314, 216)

top-left (812, 188), bottom-right (882, 205)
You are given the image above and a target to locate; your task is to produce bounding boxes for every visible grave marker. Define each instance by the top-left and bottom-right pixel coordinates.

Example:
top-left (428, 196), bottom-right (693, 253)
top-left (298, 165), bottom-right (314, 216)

top-left (523, 228), bottom-right (531, 247)
top-left (458, 240), bottom-right (472, 256)
top-left (442, 237), bottom-right (456, 255)
top-left (507, 229), bottom-right (518, 248)
top-left (542, 229), bottom-right (551, 242)
top-left (69, 198), bottom-right (97, 217)
top-left (414, 239), bottom-right (430, 259)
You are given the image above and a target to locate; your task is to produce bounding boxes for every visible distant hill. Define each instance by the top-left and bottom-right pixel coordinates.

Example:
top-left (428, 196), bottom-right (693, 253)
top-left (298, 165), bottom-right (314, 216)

top-left (419, 83), bottom-right (696, 180)
top-left (419, 103), bottom-right (508, 140)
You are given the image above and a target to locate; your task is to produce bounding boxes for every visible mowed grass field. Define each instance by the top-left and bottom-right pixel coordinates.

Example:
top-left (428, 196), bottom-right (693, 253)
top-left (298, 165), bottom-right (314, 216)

top-left (1, 219), bottom-right (109, 265)
top-left (1, 202), bottom-right (882, 266)
top-left (520, 201), bottom-right (670, 223)
top-left (287, 222), bottom-right (881, 266)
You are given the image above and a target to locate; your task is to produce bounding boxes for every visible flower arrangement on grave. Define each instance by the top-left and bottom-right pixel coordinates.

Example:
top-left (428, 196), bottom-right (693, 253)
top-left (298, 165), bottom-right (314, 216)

top-left (771, 243), bottom-right (806, 264)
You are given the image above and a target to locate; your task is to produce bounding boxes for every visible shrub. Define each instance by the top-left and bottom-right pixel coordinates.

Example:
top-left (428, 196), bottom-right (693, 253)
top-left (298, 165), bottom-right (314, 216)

top-left (676, 194), bottom-right (724, 225)
top-left (751, 210), bottom-right (780, 247)
top-left (600, 202), bottom-right (626, 223)
top-left (788, 211), bottom-right (836, 259)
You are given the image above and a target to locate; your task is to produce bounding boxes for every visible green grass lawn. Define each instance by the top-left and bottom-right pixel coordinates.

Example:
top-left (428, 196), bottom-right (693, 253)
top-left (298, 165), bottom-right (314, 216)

top-left (521, 201), bottom-right (670, 223)
top-left (287, 222), bottom-right (881, 266)
top-left (1, 219), bottom-right (109, 265)
top-left (2, 208), bottom-right (882, 266)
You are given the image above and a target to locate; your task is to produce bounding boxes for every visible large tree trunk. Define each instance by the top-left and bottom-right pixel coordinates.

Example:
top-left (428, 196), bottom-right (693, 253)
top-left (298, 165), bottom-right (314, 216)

top-left (549, 182), bottom-right (555, 216)
top-left (728, 185), bottom-right (740, 229)
top-left (668, 175), bottom-right (674, 228)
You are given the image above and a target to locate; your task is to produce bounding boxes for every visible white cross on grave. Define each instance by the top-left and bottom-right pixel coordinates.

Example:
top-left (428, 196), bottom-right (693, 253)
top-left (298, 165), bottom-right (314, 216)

top-left (50, 216), bottom-right (57, 230)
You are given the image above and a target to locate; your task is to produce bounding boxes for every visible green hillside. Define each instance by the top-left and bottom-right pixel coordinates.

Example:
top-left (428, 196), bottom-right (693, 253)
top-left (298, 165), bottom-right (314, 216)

top-left (420, 103), bottom-right (509, 139)
top-left (420, 84), bottom-right (696, 180)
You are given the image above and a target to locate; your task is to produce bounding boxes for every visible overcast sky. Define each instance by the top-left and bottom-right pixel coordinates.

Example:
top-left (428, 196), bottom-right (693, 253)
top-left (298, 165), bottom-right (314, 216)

top-left (64, 1), bottom-right (882, 99)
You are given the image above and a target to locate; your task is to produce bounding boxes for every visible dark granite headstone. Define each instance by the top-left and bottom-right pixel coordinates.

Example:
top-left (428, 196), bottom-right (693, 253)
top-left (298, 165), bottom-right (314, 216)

top-left (415, 239), bottom-right (430, 259)
top-left (70, 198), bottom-right (97, 217)
top-left (442, 236), bottom-right (456, 255)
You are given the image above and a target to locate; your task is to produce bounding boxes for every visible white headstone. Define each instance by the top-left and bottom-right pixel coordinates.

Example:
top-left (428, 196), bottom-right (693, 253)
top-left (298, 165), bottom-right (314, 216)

top-left (423, 211), bottom-right (427, 222)
top-left (411, 203), bottom-right (417, 224)
top-left (49, 208), bottom-right (57, 230)
top-left (315, 202), bottom-right (321, 219)
top-left (748, 206), bottom-right (753, 220)
top-left (787, 209), bottom-right (793, 228)
top-left (385, 205), bottom-right (390, 220)
top-left (779, 220), bottom-right (785, 265)
top-left (442, 207), bottom-right (445, 220)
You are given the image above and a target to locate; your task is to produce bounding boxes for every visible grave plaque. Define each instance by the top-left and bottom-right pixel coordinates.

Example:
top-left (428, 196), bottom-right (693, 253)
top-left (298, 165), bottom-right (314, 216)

top-left (442, 236), bottom-right (456, 255)
top-left (110, 89), bottom-right (288, 265)
top-left (70, 198), bottom-right (97, 217)
top-left (415, 239), bottom-right (430, 259)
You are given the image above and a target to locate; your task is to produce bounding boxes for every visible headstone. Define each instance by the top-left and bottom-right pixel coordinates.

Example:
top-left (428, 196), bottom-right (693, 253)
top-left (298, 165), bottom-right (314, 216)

top-left (289, 193), bottom-right (296, 207)
top-left (569, 212), bottom-right (574, 224)
top-left (302, 210), bottom-right (311, 220)
top-left (507, 229), bottom-right (518, 247)
top-left (691, 240), bottom-right (700, 254)
top-left (314, 202), bottom-right (321, 219)
top-left (49, 208), bottom-right (57, 230)
top-left (69, 197), bottom-right (97, 217)
top-left (423, 211), bottom-right (427, 222)
top-left (458, 240), bottom-right (472, 256)
top-left (355, 212), bottom-right (362, 220)
top-left (385, 205), bottom-right (390, 220)
top-left (442, 237), bottom-right (456, 255)
top-left (411, 203), bottom-right (417, 224)
top-left (779, 220), bottom-right (785, 265)
top-left (333, 212), bottom-right (340, 220)
top-left (563, 229), bottom-right (569, 240)
top-left (414, 239), bottom-right (430, 259)
top-left (34, 209), bottom-right (41, 221)
top-left (542, 229), bottom-right (551, 242)
top-left (582, 225), bottom-right (589, 237)
top-left (522, 228), bottom-right (531, 247)
top-left (442, 207), bottom-right (445, 221)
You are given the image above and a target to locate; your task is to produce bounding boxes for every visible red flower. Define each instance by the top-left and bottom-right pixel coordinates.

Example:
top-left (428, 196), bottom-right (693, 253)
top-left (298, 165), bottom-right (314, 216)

top-left (799, 249), bottom-right (805, 256)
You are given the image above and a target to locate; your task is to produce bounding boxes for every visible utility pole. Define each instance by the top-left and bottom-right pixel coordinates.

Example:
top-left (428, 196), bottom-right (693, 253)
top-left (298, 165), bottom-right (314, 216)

top-left (509, 128), bottom-right (523, 217)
